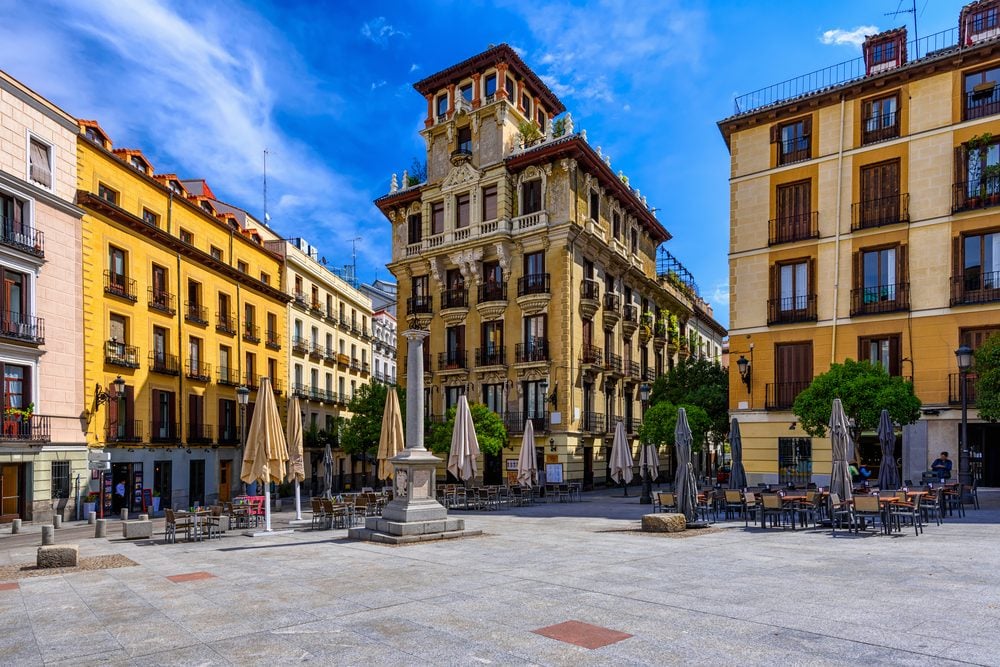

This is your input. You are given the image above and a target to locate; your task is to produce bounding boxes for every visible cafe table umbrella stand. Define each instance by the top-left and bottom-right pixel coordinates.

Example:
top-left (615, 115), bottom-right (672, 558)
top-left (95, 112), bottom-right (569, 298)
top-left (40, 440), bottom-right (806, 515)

top-left (239, 377), bottom-right (293, 536)
top-left (638, 443), bottom-right (659, 491)
top-left (517, 419), bottom-right (537, 489)
top-left (729, 417), bottom-right (748, 490)
top-left (609, 420), bottom-right (634, 496)
top-left (377, 388), bottom-right (404, 485)
top-left (877, 409), bottom-right (900, 491)
top-left (286, 396), bottom-right (306, 523)
top-left (674, 407), bottom-right (699, 525)
top-left (447, 396), bottom-right (481, 484)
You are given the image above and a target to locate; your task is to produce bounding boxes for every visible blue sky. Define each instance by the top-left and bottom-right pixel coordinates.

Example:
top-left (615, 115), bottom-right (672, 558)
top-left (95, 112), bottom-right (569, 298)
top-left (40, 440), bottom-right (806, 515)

top-left (0, 1), bottom-right (964, 327)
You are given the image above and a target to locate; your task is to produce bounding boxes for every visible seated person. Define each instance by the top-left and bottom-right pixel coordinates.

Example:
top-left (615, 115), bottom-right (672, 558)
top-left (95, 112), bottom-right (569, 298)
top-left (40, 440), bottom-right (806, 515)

top-left (931, 451), bottom-right (953, 480)
top-left (859, 465), bottom-right (872, 480)
top-left (848, 463), bottom-right (860, 482)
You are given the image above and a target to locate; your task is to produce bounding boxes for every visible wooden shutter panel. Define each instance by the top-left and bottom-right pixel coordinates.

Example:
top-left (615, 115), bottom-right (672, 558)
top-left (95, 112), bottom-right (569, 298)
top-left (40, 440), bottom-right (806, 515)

top-left (955, 145), bottom-right (968, 209)
top-left (808, 257), bottom-right (816, 297)
top-left (898, 244), bottom-right (909, 284)
top-left (853, 250), bottom-right (863, 290)
top-left (151, 389), bottom-right (160, 428)
top-left (770, 124), bottom-right (781, 144)
top-left (769, 263), bottom-right (778, 300)
top-left (952, 235), bottom-right (963, 302)
top-left (168, 392), bottom-right (176, 429)
top-left (803, 116), bottom-right (813, 136)
top-left (125, 385), bottom-right (134, 424)
top-left (889, 335), bottom-right (901, 377)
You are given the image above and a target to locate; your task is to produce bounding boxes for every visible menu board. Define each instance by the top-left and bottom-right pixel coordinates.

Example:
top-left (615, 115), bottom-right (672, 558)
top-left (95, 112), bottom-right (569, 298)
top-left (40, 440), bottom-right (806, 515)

top-left (132, 468), bottom-right (143, 510)
top-left (102, 472), bottom-right (113, 516)
top-left (141, 488), bottom-right (153, 512)
top-left (545, 463), bottom-right (564, 484)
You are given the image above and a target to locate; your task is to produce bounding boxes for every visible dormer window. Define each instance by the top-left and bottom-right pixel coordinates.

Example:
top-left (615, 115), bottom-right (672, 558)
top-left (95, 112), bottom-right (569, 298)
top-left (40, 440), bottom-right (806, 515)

top-left (130, 156), bottom-right (147, 174)
top-left (964, 1), bottom-right (1000, 44)
top-left (436, 93), bottom-right (448, 119)
top-left (169, 180), bottom-right (183, 195)
top-left (863, 28), bottom-right (906, 76)
top-left (872, 41), bottom-right (895, 65)
top-left (85, 127), bottom-right (106, 146)
top-left (200, 200), bottom-right (214, 214)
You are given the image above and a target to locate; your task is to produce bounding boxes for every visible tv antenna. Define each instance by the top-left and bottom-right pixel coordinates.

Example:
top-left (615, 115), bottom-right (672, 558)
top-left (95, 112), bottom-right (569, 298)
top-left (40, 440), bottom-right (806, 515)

top-left (350, 237), bottom-right (362, 285)
top-left (885, 0), bottom-right (919, 58)
top-left (262, 148), bottom-right (270, 224)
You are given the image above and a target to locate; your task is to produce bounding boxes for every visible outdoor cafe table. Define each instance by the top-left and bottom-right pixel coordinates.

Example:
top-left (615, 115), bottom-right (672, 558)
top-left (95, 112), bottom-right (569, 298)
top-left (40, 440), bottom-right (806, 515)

top-left (175, 509), bottom-right (213, 541)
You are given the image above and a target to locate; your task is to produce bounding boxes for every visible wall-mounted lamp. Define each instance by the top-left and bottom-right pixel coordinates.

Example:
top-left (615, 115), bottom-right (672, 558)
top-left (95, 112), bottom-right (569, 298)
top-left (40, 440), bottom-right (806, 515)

top-left (736, 354), bottom-right (752, 393)
top-left (95, 375), bottom-right (127, 408)
top-left (549, 437), bottom-right (556, 452)
top-left (540, 380), bottom-right (558, 406)
top-left (639, 383), bottom-right (650, 405)
top-left (185, 448), bottom-right (192, 454)
top-left (236, 384), bottom-right (250, 407)
top-left (788, 422), bottom-right (797, 431)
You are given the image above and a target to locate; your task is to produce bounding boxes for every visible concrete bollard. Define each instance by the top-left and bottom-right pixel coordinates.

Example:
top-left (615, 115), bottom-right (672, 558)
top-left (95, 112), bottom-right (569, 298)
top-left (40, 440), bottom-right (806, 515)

top-left (41, 525), bottom-right (54, 545)
top-left (138, 514), bottom-right (149, 521)
top-left (53, 515), bottom-right (62, 529)
top-left (95, 519), bottom-right (107, 538)
top-left (11, 519), bottom-right (21, 534)
top-left (120, 508), bottom-right (129, 521)
top-left (88, 511), bottom-right (96, 525)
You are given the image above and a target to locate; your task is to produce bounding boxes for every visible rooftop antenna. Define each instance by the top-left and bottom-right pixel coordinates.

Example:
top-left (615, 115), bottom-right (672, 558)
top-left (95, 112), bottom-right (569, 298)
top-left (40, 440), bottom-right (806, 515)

top-left (262, 148), bottom-right (270, 224)
top-left (885, 0), bottom-right (918, 58)
top-left (350, 237), bottom-right (361, 281)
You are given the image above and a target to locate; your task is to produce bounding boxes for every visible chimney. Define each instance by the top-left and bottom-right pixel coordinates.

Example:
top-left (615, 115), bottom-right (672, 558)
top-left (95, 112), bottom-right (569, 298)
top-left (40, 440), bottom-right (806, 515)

top-left (863, 27), bottom-right (907, 76)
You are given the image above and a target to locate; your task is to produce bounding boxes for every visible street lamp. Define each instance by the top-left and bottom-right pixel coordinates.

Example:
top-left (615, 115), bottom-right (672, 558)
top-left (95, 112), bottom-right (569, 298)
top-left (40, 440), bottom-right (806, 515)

top-left (639, 382), bottom-right (652, 505)
top-left (236, 385), bottom-right (249, 494)
top-left (955, 345), bottom-right (973, 495)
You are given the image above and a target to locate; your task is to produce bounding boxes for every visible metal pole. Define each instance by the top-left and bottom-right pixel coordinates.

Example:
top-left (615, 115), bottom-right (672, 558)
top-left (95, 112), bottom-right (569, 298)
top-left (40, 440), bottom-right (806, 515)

top-left (639, 395), bottom-right (651, 504)
top-left (239, 405), bottom-right (247, 495)
top-left (960, 369), bottom-right (972, 496)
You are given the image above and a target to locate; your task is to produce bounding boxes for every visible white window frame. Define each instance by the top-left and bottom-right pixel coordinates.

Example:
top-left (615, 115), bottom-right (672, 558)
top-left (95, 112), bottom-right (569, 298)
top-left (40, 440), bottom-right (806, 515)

top-left (25, 132), bottom-right (54, 192)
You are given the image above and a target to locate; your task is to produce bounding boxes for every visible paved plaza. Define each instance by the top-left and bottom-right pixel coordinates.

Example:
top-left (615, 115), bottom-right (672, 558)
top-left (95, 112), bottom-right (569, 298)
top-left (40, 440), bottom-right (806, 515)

top-left (1, 489), bottom-right (999, 666)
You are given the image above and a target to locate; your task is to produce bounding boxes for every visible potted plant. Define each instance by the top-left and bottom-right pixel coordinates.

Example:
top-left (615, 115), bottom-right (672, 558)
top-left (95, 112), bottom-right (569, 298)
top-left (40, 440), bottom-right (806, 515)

top-left (83, 492), bottom-right (99, 518)
top-left (984, 163), bottom-right (1000, 206)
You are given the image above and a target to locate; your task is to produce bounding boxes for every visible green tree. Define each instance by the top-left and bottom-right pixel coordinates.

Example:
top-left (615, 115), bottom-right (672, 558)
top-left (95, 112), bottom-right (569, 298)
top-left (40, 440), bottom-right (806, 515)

top-left (974, 334), bottom-right (1000, 421)
top-left (638, 402), bottom-right (711, 453)
top-left (648, 357), bottom-right (728, 442)
top-left (792, 359), bottom-right (920, 438)
top-left (341, 382), bottom-right (406, 458)
top-left (425, 403), bottom-right (507, 457)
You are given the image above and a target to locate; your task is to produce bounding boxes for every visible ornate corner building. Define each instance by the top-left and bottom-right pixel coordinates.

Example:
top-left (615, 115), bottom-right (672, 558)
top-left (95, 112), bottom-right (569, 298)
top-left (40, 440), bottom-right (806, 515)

top-left (377, 45), bottom-right (723, 487)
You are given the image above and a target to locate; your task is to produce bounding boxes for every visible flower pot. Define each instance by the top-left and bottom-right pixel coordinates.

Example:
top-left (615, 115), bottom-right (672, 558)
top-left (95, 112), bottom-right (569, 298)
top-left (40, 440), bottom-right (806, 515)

top-left (83, 502), bottom-right (96, 517)
top-left (152, 497), bottom-right (161, 513)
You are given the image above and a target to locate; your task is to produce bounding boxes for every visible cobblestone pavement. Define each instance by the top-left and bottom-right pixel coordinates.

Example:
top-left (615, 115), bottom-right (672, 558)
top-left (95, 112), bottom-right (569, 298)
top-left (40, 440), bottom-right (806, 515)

top-left (1, 488), bottom-right (998, 666)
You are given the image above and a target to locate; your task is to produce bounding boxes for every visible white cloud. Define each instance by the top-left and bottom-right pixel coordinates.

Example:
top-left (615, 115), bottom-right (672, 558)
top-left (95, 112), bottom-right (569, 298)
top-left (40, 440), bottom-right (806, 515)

top-left (710, 282), bottom-right (730, 309)
top-left (820, 25), bottom-right (879, 47)
top-left (361, 17), bottom-right (408, 47)
top-left (371, 80), bottom-right (387, 91)
top-left (409, 63), bottom-right (419, 72)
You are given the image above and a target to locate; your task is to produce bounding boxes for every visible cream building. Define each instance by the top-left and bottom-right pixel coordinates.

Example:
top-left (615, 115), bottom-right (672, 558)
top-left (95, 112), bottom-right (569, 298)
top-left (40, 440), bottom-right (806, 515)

top-left (372, 308), bottom-right (397, 384)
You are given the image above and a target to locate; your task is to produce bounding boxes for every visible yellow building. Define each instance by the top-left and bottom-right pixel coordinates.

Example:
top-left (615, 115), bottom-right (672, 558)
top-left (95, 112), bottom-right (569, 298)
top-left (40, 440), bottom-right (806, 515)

top-left (77, 121), bottom-right (289, 513)
top-left (378, 45), bottom-right (719, 487)
top-left (719, 1), bottom-right (1000, 487)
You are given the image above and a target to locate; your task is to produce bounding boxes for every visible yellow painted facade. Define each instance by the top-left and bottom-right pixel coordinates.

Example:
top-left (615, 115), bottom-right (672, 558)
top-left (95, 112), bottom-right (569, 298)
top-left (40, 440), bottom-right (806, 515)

top-left (721, 16), bottom-right (1000, 486)
top-left (77, 124), bottom-right (289, 509)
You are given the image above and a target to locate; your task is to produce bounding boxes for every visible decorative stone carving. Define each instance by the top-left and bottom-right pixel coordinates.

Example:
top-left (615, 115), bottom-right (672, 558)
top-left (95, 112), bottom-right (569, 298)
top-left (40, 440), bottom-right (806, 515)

top-left (581, 129), bottom-right (587, 141)
top-left (495, 242), bottom-right (511, 279)
top-left (472, 113), bottom-right (479, 135)
top-left (447, 123), bottom-right (455, 143)
top-left (441, 162), bottom-right (482, 192)
top-left (391, 173), bottom-right (398, 193)
top-left (564, 112), bottom-right (573, 134)
top-left (495, 103), bottom-right (507, 127)
top-left (428, 257), bottom-right (445, 286)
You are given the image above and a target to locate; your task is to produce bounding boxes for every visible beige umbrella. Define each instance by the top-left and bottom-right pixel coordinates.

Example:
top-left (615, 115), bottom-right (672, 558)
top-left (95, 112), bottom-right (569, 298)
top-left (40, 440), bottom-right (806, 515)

top-left (447, 395), bottom-right (481, 483)
top-left (517, 418), bottom-right (537, 488)
top-left (285, 396), bottom-right (305, 521)
top-left (609, 420), bottom-right (634, 496)
top-left (377, 388), bottom-right (404, 481)
top-left (638, 443), bottom-right (659, 484)
top-left (240, 377), bottom-right (288, 532)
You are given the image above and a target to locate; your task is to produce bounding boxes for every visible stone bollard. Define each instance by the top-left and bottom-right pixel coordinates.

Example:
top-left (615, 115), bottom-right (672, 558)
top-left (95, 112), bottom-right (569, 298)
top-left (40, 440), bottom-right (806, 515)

top-left (121, 508), bottom-right (129, 521)
top-left (41, 525), bottom-right (54, 545)
top-left (88, 511), bottom-right (96, 525)
top-left (11, 519), bottom-right (21, 534)
top-left (53, 515), bottom-right (62, 529)
top-left (138, 514), bottom-right (149, 521)
top-left (95, 519), bottom-right (107, 538)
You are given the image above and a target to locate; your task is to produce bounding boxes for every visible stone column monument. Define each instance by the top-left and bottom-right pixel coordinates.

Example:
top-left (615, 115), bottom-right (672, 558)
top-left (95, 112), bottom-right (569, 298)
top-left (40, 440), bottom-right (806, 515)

top-left (349, 327), bottom-right (480, 544)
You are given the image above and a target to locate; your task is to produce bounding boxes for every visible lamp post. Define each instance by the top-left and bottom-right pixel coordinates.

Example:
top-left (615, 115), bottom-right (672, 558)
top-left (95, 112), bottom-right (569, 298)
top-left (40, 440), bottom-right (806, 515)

top-left (236, 385), bottom-right (249, 495)
top-left (639, 382), bottom-right (652, 505)
top-left (955, 345), bottom-right (973, 495)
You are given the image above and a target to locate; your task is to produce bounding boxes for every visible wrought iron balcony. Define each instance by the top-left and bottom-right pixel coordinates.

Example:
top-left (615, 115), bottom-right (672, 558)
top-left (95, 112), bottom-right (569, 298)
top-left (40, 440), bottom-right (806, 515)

top-left (243, 324), bottom-right (260, 344)
top-left (216, 312), bottom-right (236, 335)
top-left (628, 361), bottom-right (641, 378)
top-left (850, 283), bottom-right (909, 316)
top-left (478, 282), bottom-right (507, 303)
top-left (105, 340), bottom-right (139, 368)
top-left (293, 292), bottom-right (309, 309)
top-left (582, 411), bottom-right (606, 433)
top-left (606, 352), bottom-right (623, 375)
top-left (104, 271), bottom-right (137, 302)
top-left (862, 111), bottom-right (899, 145)
top-left (441, 287), bottom-right (468, 309)
top-left (622, 304), bottom-right (638, 322)
top-left (106, 420), bottom-right (142, 443)
top-left (149, 352), bottom-right (180, 376)
top-left (475, 346), bottom-right (506, 367)
top-left (965, 86), bottom-right (1000, 121)
top-left (949, 372), bottom-right (977, 405)
top-left (603, 293), bottom-right (621, 312)
top-left (953, 177), bottom-right (1000, 213)
top-left (505, 411), bottom-right (548, 434)
top-left (851, 193), bottom-right (909, 230)
top-left (951, 271), bottom-right (1000, 306)
top-left (769, 212), bottom-right (818, 246)
top-left (292, 335), bottom-right (310, 354)
top-left (581, 279), bottom-right (600, 300)
top-left (0, 414), bottom-right (50, 442)
top-left (185, 360), bottom-right (211, 382)
top-left (266, 330), bottom-right (281, 350)
top-left (515, 338), bottom-right (548, 363)
top-left (147, 288), bottom-right (175, 315)
top-left (0, 312), bottom-right (44, 345)
top-left (767, 295), bottom-right (817, 325)
top-left (185, 302), bottom-right (207, 325)
top-left (438, 350), bottom-right (467, 370)
top-left (218, 425), bottom-right (240, 445)
top-left (517, 273), bottom-right (550, 296)
top-left (151, 421), bottom-right (178, 442)
top-left (407, 296), bottom-right (433, 314)
top-left (765, 382), bottom-right (810, 410)
top-left (0, 216), bottom-right (43, 257)
top-left (580, 343), bottom-right (603, 366)
top-left (217, 366), bottom-right (240, 386)
top-left (187, 423), bottom-right (213, 444)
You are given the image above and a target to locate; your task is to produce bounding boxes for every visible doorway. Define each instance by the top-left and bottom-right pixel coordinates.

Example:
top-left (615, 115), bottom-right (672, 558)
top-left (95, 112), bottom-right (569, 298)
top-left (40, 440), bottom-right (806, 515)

top-left (483, 452), bottom-right (502, 485)
top-left (189, 459), bottom-right (205, 507)
top-left (219, 460), bottom-right (232, 503)
top-left (0, 463), bottom-right (25, 518)
top-left (110, 462), bottom-right (140, 514)
top-left (583, 446), bottom-right (593, 490)
top-left (153, 460), bottom-right (172, 512)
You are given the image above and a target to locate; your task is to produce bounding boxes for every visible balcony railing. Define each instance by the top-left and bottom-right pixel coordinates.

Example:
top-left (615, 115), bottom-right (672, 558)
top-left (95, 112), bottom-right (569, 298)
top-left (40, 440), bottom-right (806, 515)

top-left (293, 292), bottom-right (308, 308)
top-left (643, 368), bottom-right (656, 382)
top-left (953, 177), bottom-right (1000, 213)
top-left (475, 346), bottom-right (506, 367)
top-left (187, 423), bottom-right (213, 444)
top-left (862, 111), bottom-right (900, 145)
top-left (949, 372), bottom-right (977, 405)
top-left (339, 315), bottom-right (350, 330)
top-left (185, 302), bottom-right (207, 325)
top-left (105, 340), bottom-right (139, 368)
top-left (292, 383), bottom-right (309, 399)
top-left (216, 312), bottom-right (236, 335)
top-left (580, 343), bottom-right (603, 366)
top-left (603, 292), bottom-right (620, 313)
top-left (478, 282), bottom-right (507, 303)
top-left (266, 330), bottom-right (281, 350)
top-left (628, 361), bottom-right (641, 378)
top-left (517, 273), bottom-right (550, 296)
top-left (310, 301), bottom-right (324, 315)
top-left (243, 324), bottom-right (260, 344)
top-left (606, 352), bottom-right (623, 374)
top-left (218, 426), bottom-right (240, 445)
top-left (965, 86), bottom-right (1000, 121)
top-left (951, 271), bottom-right (1000, 306)
top-left (515, 338), bottom-right (548, 363)
top-left (582, 411), bottom-right (606, 433)
top-left (149, 352), bottom-right (180, 375)
top-left (0, 414), bottom-right (50, 442)
top-left (147, 288), bottom-right (175, 315)
top-left (0, 312), bottom-right (44, 344)
top-left (622, 304), bottom-right (638, 322)
top-left (767, 295), bottom-right (817, 325)
top-left (850, 283), bottom-right (910, 316)
top-left (778, 136), bottom-right (811, 166)
top-left (310, 344), bottom-right (325, 360)
top-left (244, 373), bottom-right (259, 390)
top-left (438, 350), bottom-right (467, 370)
top-left (151, 421), bottom-right (178, 442)
top-left (185, 360), bottom-right (211, 382)
top-left (769, 212), bottom-right (818, 245)
top-left (765, 382), bottom-right (810, 410)
top-left (851, 193), bottom-right (909, 230)
top-left (106, 420), bottom-right (142, 443)
top-left (505, 411), bottom-right (548, 433)
top-left (0, 216), bottom-right (43, 257)
top-left (581, 279), bottom-right (600, 300)
top-left (407, 296), bottom-right (433, 315)
top-left (441, 287), bottom-right (468, 309)
top-left (292, 335), bottom-right (310, 354)
top-left (217, 367), bottom-right (240, 386)
top-left (104, 271), bottom-right (137, 302)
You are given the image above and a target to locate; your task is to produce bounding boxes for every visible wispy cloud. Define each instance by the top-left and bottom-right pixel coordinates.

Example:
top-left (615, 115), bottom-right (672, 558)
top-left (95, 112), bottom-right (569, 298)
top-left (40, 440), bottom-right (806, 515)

top-left (710, 282), bottom-right (730, 311)
top-left (371, 80), bottom-right (387, 91)
top-left (820, 25), bottom-right (879, 47)
top-left (361, 17), bottom-right (408, 47)
top-left (409, 63), bottom-right (420, 73)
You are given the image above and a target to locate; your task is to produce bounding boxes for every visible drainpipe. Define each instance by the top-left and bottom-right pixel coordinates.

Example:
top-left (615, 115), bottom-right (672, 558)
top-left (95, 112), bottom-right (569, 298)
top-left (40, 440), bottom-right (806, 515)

top-left (176, 250), bottom-right (184, 461)
top-left (831, 95), bottom-right (846, 364)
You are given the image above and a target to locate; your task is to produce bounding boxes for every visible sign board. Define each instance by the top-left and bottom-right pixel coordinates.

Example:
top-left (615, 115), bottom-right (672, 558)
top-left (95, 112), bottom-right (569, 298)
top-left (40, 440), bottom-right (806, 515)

top-left (545, 463), bottom-right (564, 483)
top-left (545, 454), bottom-right (559, 464)
top-left (141, 488), bottom-right (153, 512)
top-left (88, 450), bottom-right (110, 462)
top-left (506, 459), bottom-right (518, 471)
top-left (88, 461), bottom-right (110, 471)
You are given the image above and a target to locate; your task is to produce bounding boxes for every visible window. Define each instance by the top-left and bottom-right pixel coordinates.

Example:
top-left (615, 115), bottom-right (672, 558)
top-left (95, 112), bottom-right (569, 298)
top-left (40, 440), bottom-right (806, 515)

top-left (769, 259), bottom-right (814, 323)
top-left (28, 138), bottom-right (52, 189)
top-left (537, 109), bottom-right (546, 132)
top-left (612, 211), bottom-right (621, 238)
top-left (862, 94), bottom-right (899, 144)
top-left (523, 380), bottom-right (545, 419)
top-left (964, 65), bottom-right (1000, 120)
top-left (407, 213), bottom-right (422, 244)
top-left (972, 6), bottom-right (999, 33)
top-left (445, 325), bottom-right (465, 367)
top-left (245, 352), bottom-right (256, 385)
top-left (109, 313), bottom-right (127, 345)
top-left (189, 336), bottom-right (202, 368)
top-left (0, 193), bottom-right (28, 238)
top-left (521, 180), bottom-right (541, 214)
top-left (98, 183), bottom-right (118, 205)
top-left (871, 40), bottom-right (895, 65)
top-left (2, 362), bottom-right (30, 414)
top-left (130, 156), bottom-right (147, 174)
top-left (457, 126), bottom-right (472, 153)
top-left (84, 126), bottom-right (105, 145)
top-left (151, 264), bottom-right (169, 310)
top-left (778, 438), bottom-right (812, 486)
top-left (200, 200), bottom-right (214, 214)
top-left (521, 92), bottom-right (531, 115)
top-left (260, 272), bottom-right (270, 285)
top-left (484, 73), bottom-right (497, 97)
top-left (505, 76), bottom-right (515, 99)
top-left (168, 180), bottom-right (184, 195)
top-left (244, 303), bottom-right (255, 328)
top-left (481, 186), bottom-right (497, 221)
top-left (456, 193), bottom-right (470, 228)
top-left (768, 342), bottom-right (813, 409)
top-left (431, 202), bottom-right (444, 235)
top-left (859, 334), bottom-right (901, 375)
top-left (772, 179), bottom-right (813, 244)
top-left (237, 260), bottom-right (248, 274)
top-left (219, 345), bottom-right (231, 375)
top-left (856, 159), bottom-right (904, 229)
top-left (0, 267), bottom-right (28, 329)
top-left (459, 83), bottom-right (472, 102)
top-left (436, 93), bottom-right (448, 117)
top-left (152, 389), bottom-right (175, 440)
top-left (142, 208), bottom-right (159, 227)
top-left (589, 190), bottom-right (599, 221)
top-left (210, 246), bottom-right (223, 261)
top-left (522, 313), bottom-right (547, 361)
top-left (957, 137), bottom-right (1000, 212)
top-left (51, 461), bottom-right (70, 499)
top-left (179, 228), bottom-right (193, 244)
top-left (630, 228), bottom-right (638, 254)
top-left (853, 245), bottom-right (907, 315)
top-left (107, 246), bottom-right (127, 296)
top-left (772, 117), bottom-right (811, 165)
top-left (957, 230), bottom-right (1000, 303)
top-left (412, 275), bottom-right (428, 297)
top-left (445, 385), bottom-right (464, 411)
top-left (524, 251), bottom-right (544, 278)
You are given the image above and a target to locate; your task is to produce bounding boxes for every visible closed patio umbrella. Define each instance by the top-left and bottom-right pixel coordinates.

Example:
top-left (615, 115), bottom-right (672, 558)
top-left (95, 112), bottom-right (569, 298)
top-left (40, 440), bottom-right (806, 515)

top-left (447, 396), bottom-right (481, 483)
top-left (285, 396), bottom-right (305, 521)
top-left (728, 417), bottom-right (748, 490)
top-left (322, 439), bottom-right (333, 499)
top-left (377, 388), bottom-right (404, 482)
top-left (609, 420), bottom-right (634, 496)
top-left (829, 398), bottom-right (854, 502)
top-left (638, 443), bottom-right (659, 484)
top-left (674, 407), bottom-right (698, 523)
top-left (877, 409), bottom-right (900, 490)
top-left (517, 418), bottom-right (537, 488)
top-left (240, 377), bottom-right (288, 532)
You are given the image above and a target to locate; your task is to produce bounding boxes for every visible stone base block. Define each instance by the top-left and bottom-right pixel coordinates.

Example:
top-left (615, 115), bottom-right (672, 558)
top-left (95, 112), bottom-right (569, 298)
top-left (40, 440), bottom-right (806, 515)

top-left (37, 545), bottom-right (79, 568)
top-left (366, 516), bottom-right (467, 536)
top-left (122, 520), bottom-right (153, 539)
top-left (641, 513), bottom-right (687, 533)
top-left (347, 525), bottom-right (482, 545)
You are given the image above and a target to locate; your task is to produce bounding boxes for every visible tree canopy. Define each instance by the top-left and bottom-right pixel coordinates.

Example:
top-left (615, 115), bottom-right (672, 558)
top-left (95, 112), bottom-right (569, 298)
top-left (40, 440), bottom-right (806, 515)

top-left (791, 359), bottom-right (921, 438)
top-left (974, 334), bottom-right (1000, 422)
top-left (648, 356), bottom-right (728, 442)
top-left (638, 402), bottom-right (710, 453)
top-left (425, 402), bottom-right (507, 457)
top-left (341, 382), bottom-right (406, 458)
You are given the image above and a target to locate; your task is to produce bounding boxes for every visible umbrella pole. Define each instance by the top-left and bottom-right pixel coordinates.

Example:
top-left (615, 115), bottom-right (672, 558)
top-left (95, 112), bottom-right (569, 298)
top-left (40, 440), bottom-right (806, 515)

top-left (622, 474), bottom-right (628, 497)
top-left (294, 479), bottom-right (302, 521)
top-left (264, 484), bottom-right (272, 532)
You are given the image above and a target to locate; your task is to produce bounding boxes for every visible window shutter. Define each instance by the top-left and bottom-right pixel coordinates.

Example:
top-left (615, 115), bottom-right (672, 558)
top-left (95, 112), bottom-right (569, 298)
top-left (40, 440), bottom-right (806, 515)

top-left (955, 145), bottom-right (967, 209)
top-left (803, 116), bottom-right (813, 136)
top-left (770, 124), bottom-right (781, 144)
top-left (808, 257), bottom-right (816, 295)
top-left (125, 385), bottom-right (135, 422)
top-left (151, 389), bottom-right (160, 425)
top-left (108, 385), bottom-right (119, 432)
top-left (852, 250), bottom-right (863, 290)
top-left (898, 244), bottom-right (909, 285)
top-left (952, 235), bottom-right (962, 299)
top-left (29, 141), bottom-right (52, 187)
top-left (769, 263), bottom-right (778, 300)
top-left (889, 335), bottom-right (901, 377)
top-left (168, 392), bottom-right (176, 430)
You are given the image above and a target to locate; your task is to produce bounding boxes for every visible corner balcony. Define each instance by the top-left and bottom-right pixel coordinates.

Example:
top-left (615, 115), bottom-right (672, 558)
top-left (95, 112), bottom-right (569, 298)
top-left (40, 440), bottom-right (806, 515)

top-left (580, 279), bottom-right (600, 320)
top-left (602, 293), bottom-right (621, 329)
top-left (515, 272), bottom-right (550, 315)
top-left (439, 287), bottom-right (469, 326)
top-left (406, 295), bottom-right (433, 328)
top-left (581, 411), bottom-right (606, 434)
top-left (512, 211), bottom-right (548, 233)
top-left (476, 282), bottom-right (507, 320)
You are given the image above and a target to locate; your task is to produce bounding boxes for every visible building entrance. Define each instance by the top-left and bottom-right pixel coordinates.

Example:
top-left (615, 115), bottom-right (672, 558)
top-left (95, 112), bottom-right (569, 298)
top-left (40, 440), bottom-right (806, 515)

top-left (0, 462), bottom-right (25, 518)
